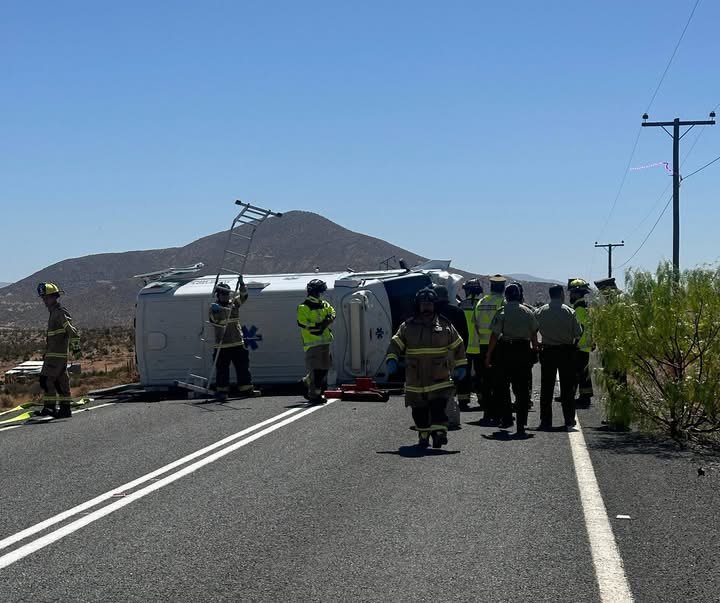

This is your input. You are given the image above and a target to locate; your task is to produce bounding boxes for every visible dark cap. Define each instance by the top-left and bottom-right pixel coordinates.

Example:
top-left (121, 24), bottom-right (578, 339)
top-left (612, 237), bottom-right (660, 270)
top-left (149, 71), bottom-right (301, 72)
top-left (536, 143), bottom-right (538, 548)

top-left (594, 277), bottom-right (617, 291)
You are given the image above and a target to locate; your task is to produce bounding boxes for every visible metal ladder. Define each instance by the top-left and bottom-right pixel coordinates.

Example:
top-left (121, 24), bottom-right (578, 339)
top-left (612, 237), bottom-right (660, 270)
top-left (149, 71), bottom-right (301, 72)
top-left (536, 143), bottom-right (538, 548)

top-left (176, 200), bottom-right (282, 397)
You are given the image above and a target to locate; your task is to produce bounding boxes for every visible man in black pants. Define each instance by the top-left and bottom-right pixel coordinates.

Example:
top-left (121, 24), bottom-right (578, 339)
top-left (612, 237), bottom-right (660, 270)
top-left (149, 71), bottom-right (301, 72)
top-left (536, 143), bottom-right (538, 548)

top-left (485, 284), bottom-right (539, 437)
top-left (535, 284), bottom-right (583, 430)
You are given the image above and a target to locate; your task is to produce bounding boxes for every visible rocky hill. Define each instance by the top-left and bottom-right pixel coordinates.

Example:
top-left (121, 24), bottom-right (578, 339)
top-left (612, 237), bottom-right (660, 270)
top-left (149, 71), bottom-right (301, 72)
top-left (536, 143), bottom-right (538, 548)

top-left (0, 211), bottom-right (554, 328)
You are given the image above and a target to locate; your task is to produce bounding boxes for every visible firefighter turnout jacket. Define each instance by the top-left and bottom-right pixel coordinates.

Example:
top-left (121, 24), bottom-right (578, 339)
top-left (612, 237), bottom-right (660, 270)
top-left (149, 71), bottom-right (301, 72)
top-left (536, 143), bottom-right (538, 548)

top-left (45, 302), bottom-right (80, 362)
top-left (386, 315), bottom-right (467, 405)
top-left (297, 296), bottom-right (336, 351)
top-left (209, 287), bottom-right (249, 349)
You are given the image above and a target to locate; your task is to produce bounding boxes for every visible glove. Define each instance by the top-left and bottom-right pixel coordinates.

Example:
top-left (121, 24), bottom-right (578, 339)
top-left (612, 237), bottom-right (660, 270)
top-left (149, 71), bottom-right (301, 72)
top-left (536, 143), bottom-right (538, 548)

top-left (386, 358), bottom-right (398, 375)
top-left (453, 366), bottom-right (466, 381)
top-left (210, 303), bottom-right (221, 313)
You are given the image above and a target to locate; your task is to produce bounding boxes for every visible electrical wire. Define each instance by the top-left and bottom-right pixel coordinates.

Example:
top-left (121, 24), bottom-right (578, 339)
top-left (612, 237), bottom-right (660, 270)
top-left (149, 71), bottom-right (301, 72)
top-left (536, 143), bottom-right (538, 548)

top-left (682, 153), bottom-right (720, 181)
top-left (617, 195), bottom-right (673, 269)
top-left (590, 0), bottom-right (703, 279)
top-left (644, 0), bottom-right (702, 114)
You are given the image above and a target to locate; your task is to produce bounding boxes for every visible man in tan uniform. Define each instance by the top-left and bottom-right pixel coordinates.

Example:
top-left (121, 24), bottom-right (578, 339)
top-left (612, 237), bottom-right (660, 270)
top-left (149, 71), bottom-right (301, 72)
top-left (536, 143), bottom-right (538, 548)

top-left (535, 284), bottom-right (582, 430)
top-left (485, 283), bottom-right (539, 437)
top-left (34, 282), bottom-right (80, 420)
top-left (385, 288), bottom-right (467, 449)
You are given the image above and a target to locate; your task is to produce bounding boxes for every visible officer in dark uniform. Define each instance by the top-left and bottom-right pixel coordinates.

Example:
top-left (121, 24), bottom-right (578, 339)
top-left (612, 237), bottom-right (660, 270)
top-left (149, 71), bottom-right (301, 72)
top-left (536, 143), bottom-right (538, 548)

top-left (485, 284), bottom-right (539, 437)
top-left (535, 284), bottom-right (582, 430)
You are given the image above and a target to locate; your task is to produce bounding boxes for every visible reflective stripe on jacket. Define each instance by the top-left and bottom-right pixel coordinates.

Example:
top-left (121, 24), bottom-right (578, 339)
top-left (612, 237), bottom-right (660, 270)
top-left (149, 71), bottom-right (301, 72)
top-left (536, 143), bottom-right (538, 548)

top-left (297, 296), bottom-right (336, 352)
top-left (473, 293), bottom-right (505, 346)
top-left (45, 303), bottom-right (79, 360)
top-left (209, 289), bottom-right (248, 349)
top-left (386, 315), bottom-right (467, 403)
top-left (460, 297), bottom-right (481, 354)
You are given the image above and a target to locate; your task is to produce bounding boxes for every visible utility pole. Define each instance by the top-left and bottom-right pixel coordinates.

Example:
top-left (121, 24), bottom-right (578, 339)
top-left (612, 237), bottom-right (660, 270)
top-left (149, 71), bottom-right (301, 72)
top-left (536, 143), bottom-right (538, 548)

top-left (594, 241), bottom-right (625, 278)
top-left (641, 112), bottom-right (715, 278)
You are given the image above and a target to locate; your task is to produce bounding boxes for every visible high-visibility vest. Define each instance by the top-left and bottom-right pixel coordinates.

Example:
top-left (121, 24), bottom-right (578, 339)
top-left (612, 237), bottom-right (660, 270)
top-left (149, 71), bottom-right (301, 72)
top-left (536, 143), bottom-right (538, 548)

top-left (460, 297), bottom-right (481, 354)
top-left (574, 300), bottom-right (591, 352)
top-left (297, 296), bottom-right (336, 351)
top-left (473, 293), bottom-right (505, 346)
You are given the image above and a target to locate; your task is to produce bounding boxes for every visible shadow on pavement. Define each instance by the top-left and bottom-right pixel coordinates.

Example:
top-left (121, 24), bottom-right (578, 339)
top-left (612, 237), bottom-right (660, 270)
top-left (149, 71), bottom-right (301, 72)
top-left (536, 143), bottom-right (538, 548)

top-left (480, 431), bottom-right (535, 441)
top-left (377, 447), bottom-right (461, 458)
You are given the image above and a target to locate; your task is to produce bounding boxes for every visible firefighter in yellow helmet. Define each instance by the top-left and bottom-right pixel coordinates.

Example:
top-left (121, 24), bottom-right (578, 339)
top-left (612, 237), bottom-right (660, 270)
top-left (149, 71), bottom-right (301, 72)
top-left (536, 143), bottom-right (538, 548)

top-left (297, 279), bottom-right (336, 403)
top-left (385, 288), bottom-right (467, 449)
top-left (209, 280), bottom-right (254, 401)
top-left (33, 282), bottom-right (80, 420)
top-left (569, 278), bottom-right (593, 406)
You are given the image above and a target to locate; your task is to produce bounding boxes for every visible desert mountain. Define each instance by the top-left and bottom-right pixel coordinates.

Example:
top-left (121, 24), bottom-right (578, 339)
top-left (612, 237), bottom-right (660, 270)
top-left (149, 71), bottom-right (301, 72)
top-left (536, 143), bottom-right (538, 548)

top-left (0, 211), bottom-right (553, 328)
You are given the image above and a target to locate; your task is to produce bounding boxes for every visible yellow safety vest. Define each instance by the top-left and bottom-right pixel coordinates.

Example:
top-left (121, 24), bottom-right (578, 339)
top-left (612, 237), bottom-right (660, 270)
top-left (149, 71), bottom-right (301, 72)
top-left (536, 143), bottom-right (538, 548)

top-left (473, 293), bottom-right (505, 346)
top-left (460, 297), bottom-right (481, 354)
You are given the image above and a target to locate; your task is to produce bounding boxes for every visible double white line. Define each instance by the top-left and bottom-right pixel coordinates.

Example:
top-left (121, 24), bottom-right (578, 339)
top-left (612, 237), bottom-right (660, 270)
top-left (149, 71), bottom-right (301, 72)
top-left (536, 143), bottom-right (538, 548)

top-left (0, 402), bottom-right (332, 570)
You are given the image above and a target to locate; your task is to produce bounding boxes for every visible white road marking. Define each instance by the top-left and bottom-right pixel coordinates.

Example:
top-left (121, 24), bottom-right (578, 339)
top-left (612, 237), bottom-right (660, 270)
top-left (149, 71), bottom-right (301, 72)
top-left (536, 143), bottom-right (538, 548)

top-left (73, 402), bottom-right (116, 414)
top-left (569, 418), bottom-right (634, 602)
top-left (0, 401), bottom-right (331, 569)
top-left (0, 405), bottom-right (307, 552)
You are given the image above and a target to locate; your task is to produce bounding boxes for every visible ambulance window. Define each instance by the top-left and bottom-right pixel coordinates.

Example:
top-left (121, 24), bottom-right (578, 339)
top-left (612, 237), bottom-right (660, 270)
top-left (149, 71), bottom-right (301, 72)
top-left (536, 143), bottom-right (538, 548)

top-left (382, 274), bottom-right (433, 332)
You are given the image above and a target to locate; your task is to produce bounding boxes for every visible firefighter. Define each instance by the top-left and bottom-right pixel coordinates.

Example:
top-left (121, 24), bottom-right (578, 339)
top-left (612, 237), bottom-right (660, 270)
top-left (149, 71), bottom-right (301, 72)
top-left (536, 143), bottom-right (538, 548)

top-left (535, 284), bottom-right (582, 429)
top-left (209, 280), bottom-right (254, 401)
top-left (458, 279), bottom-right (484, 411)
top-left (569, 278), bottom-right (593, 406)
top-left (385, 288), bottom-right (467, 448)
top-left (433, 284), bottom-right (468, 429)
top-left (297, 279), bottom-right (336, 403)
top-left (485, 283), bottom-right (539, 436)
top-left (473, 274), bottom-right (506, 423)
top-left (33, 282), bottom-right (80, 420)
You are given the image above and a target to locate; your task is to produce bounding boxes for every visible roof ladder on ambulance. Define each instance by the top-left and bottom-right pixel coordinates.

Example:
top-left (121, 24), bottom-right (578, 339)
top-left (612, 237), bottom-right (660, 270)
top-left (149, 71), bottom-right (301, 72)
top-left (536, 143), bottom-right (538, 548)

top-left (175, 200), bottom-right (283, 397)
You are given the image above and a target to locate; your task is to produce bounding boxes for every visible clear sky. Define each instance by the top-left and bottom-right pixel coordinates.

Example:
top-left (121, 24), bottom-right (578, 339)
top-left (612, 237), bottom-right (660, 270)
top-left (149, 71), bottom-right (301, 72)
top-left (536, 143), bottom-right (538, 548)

top-left (2, 0), bottom-right (719, 285)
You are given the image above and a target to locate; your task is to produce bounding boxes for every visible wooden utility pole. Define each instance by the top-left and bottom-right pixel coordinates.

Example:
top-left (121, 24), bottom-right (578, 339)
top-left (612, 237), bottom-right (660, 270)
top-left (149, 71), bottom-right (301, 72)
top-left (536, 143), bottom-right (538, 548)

top-left (594, 241), bottom-right (625, 278)
top-left (641, 112), bottom-right (715, 278)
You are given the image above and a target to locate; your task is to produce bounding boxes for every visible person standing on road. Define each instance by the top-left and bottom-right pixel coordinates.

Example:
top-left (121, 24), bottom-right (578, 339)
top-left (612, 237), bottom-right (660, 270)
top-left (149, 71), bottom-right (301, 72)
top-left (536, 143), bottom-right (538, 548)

top-left (297, 279), bottom-right (336, 404)
top-left (473, 275), bottom-right (506, 423)
top-left (33, 282), bottom-right (80, 420)
top-left (535, 284), bottom-right (582, 430)
top-left (569, 279), bottom-right (594, 407)
top-left (484, 283), bottom-right (539, 437)
top-left (385, 288), bottom-right (467, 449)
top-left (209, 280), bottom-right (255, 401)
top-left (458, 279), bottom-right (484, 411)
top-left (433, 284), bottom-right (468, 430)
top-left (510, 280), bottom-right (537, 407)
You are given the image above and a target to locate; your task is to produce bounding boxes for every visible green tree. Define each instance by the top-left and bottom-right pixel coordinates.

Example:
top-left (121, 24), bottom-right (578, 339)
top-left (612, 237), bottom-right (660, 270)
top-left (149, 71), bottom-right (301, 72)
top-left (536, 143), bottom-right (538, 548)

top-left (591, 262), bottom-right (720, 442)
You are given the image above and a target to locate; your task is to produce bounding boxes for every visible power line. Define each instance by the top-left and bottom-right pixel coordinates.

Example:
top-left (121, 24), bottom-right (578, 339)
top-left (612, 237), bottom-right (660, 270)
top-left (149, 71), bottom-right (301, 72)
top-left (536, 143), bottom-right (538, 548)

top-left (682, 153), bottom-right (720, 181)
top-left (617, 195), bottom-right (673, 269)
top-left (644, 0), bottom-right (702, 114)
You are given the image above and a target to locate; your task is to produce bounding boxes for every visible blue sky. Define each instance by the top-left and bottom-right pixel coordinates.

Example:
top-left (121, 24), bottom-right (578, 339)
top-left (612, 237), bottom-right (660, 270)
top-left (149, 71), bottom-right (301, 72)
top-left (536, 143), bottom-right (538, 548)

top-left (2, 0), bottom-right (719, 285)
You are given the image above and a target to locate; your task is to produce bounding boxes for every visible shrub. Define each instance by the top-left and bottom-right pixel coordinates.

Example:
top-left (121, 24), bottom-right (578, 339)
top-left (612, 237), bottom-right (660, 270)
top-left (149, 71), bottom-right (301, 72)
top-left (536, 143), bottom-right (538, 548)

top-left (591, 262), bottom-right (720, 442)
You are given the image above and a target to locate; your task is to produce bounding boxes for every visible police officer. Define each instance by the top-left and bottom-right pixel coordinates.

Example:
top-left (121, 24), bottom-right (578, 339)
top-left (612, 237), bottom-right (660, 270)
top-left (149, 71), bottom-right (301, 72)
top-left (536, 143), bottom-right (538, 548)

top-left (459, 279), bottom-right (484, 410)
top-left (33, 283), bottom-right (80, 420)
top-left (209, 280), bottom-right (254, 401)
top-left (535, 284), bottom-right (582, 430)
top-left (569, 279), bottom-right (593, 406)
top-left (485, 283), bottom-right (539, 436)
top-left (433, 284), bottom-right (468, 429)
top-left (510, 280), bottom-right (537, 406)
top-left (297, 279), bottom-right (336, 403)
top-left (385, 288), bottom-right (467, 448)
top-left (473, 274), bottom-right (506, 423)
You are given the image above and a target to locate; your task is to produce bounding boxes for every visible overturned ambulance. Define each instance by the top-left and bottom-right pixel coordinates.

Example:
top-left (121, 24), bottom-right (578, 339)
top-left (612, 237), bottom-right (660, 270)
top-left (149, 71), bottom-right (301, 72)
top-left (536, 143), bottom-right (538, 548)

top-left (134, 261), bottom-right (463, 390)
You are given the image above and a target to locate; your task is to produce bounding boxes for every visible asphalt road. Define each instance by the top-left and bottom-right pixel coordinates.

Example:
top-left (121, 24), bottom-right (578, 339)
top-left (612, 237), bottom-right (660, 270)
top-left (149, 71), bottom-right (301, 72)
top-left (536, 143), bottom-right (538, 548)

top-left (1, 379), bottom-right (718, 602)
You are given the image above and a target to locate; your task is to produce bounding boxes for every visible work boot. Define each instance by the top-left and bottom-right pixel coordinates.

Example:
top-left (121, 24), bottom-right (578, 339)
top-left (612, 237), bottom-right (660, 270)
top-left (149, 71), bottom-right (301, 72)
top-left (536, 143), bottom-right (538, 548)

top-left (417, 431), bottom-right (430, 448)
top-left (431, 430), bottom-right (448, 449)
top-left (56, 404), bottom-right (72, 419)
top-left (214, 391), bottom-right (228, 402)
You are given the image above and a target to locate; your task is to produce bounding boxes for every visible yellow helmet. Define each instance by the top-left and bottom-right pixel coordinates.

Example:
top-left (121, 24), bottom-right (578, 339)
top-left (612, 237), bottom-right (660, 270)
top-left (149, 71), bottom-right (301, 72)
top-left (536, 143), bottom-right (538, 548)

top-left (37, 282), bottom-right (64, 297)
top-left (568, 278), bottom-right (590, 290)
